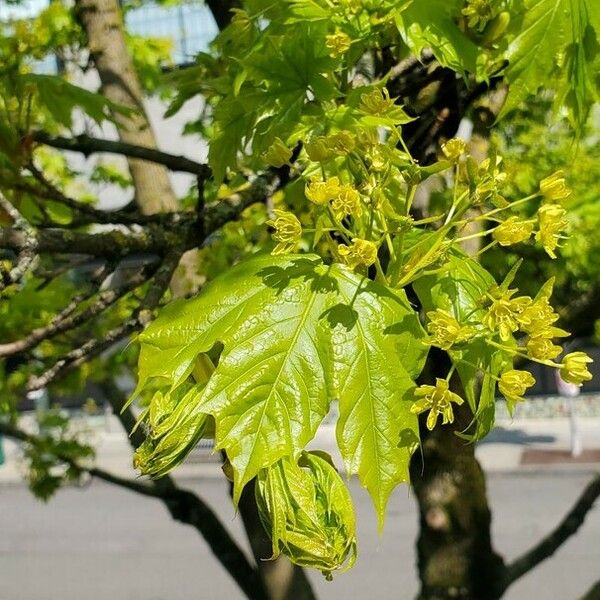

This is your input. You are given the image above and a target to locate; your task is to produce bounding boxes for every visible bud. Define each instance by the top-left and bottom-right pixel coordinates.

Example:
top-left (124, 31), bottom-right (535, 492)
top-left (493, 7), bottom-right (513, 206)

top-left (498, 369), bottom-right (535, 409)
top-left (255, 453), bottom-right (357, 578)
top-left (492, 216), bottom-right (534, 246)
top-left (133, 385), bottom-right (209, 478)
top-left (536, 203), bottom-right (568, 258)
top-left (325, 31), bottom-right (352, 57)
top-left (305, 136), bottom-right (335, 162)
top-left (540, 170), bottom-right (571, 203)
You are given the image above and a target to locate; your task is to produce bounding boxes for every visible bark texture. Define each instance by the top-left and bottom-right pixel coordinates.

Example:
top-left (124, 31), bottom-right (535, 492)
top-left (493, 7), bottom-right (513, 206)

top-left (75, 0), bottom-right (178, 215)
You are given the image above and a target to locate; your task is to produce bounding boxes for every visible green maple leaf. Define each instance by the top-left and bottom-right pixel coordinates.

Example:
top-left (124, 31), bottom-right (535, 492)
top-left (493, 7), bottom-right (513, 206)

top-left (134, 254), bottom-right (427, 524)
top-left (395, 0), bottom-right (478, 74)
top-left (503, 0), bottom-right (600, 132)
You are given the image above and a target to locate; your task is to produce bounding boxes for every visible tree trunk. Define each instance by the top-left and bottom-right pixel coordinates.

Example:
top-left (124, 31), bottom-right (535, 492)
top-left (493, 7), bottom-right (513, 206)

top-left (410, 402), bottom-right (506, 600)
top-left (74, 0), bottom-right (178, 215)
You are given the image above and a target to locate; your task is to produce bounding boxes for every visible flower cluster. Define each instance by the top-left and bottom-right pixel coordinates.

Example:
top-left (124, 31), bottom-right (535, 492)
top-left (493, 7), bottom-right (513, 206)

top-left (326, 31), bottom-right (352, 57)
top-left (426, 309), bottom-right (475, 350)
top-left (411, 378), bottom-right (464, 431)
top-left (338, 238), bottom-right (378, 269)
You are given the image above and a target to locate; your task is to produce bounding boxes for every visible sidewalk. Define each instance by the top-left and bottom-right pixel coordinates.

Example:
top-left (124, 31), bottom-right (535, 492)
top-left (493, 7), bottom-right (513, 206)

top-left (1, 408), bottom-right (599, 486)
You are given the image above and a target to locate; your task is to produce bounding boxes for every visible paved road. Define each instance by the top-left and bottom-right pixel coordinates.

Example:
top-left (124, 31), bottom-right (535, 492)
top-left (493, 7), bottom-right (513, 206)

top-left (0, 472), bottom-right (598, 600)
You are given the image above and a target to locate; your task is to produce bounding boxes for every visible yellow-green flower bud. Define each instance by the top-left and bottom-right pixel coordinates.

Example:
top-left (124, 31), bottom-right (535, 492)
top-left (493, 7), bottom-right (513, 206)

top-left (526, 337), bottom-right (562, 361)
top-left (305, 136), bottom-right (335, 162)
top-left (328, 130), bottom-right (356, 154)
top-left (539, 170), bottom-right (571, 203)
top-left (337, 238), bottom-right (378, 269)
top-left (411, 378), bottom-right (464, 431)
top-left (426, 309), bottom-right (475, 350)
top-left (560, 352), bottom-right (593, 385)
top-left (325, 31), bottom-right (352, 57)
top-left (498, 369), bottom-right (535, 408)
top-left (441, 138), bottom-right (466, 162)
top-left (492, 217), bottom-right (534, 246)
top-left (267, 209), bottom-right (302, 255)
top-left (263, 137), bottom-right (292, 168)
top-left (536, 203), bottom-right (568, 259)
top-left (305, 176), bottom-right (341, 205)
top-left (462, 0), bottom-right (498, 32)
top-left (255, 452), bottom-right (357, 579)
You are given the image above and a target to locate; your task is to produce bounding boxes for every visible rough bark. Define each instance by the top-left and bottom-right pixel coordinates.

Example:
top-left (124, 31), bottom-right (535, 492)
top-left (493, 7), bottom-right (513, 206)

top-left (74, 0), bottom-right (178, 215)
top-left (410, 400), bottom-right (506, 600)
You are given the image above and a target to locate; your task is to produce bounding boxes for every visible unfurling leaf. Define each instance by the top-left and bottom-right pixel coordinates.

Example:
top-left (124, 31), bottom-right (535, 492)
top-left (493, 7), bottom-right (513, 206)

top-left (133, 382), bottom-right (209, 478)
top-left (255, 451), bottom-right (357, 579)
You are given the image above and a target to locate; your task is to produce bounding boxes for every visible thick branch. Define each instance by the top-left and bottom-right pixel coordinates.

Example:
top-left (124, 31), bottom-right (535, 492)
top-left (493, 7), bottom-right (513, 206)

top-left (501, 474), bottom-right (600, 593)
top-left (30, 131), bottom-right (210, 179)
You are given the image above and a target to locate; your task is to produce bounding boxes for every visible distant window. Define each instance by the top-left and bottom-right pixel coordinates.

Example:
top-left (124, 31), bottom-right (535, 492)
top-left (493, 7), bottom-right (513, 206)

top-left (125, 1), bottom-right (218, 65)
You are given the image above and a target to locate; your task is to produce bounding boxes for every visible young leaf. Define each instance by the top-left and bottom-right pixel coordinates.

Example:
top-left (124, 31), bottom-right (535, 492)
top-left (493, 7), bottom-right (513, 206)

top-left (502, 0), bottom-right (600, 132)
top-left (135, 253), bottom-right (427, 515)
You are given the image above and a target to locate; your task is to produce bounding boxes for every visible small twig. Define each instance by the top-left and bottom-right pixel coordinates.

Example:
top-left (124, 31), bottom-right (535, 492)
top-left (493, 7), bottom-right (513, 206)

top-left (26, 250), bottom-right (182, 391)
top-left (501, 474), bottom-right (600, 593)
top-left (0, 266), bottom-right (153, 357)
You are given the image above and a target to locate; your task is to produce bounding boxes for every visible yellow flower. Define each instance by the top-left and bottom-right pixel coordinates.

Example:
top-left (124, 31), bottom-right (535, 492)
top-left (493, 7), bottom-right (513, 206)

top-left (267, 209), bottom-right (302, 255)
top-left (483, 288), bottom-right (531, 341)
top-left (540, 170), bottom-right (571, 203)
top-left (359, 87), bottom-right (394, 115)
top-left (305, 176), bottom-right (341, 205)
top-left (305, 136), bottom-right (335, 162)
top-left (411, 378), bottom-right (464, 431)
top-left (462, 0), bottom-right (497, 31)
top-left (338, 238), bottom-right (378, 269)
top-left (426, 309), bottom-right (475, 350)
top-left (517, 296), bottom-right (557, 336)
top-left (441, 138), bottom-right (466, 162)
top-left (331, 185), bottom-right (362, 219)
top-left (325, 31), bottom-right (352, 57)
top-left (560, 352), bottom-right (593, 385)
top-left (536, 203), bottom-right (568, 259)
top-left (492, 217), bottom-right (534, 246)
top-left (526, 337), bottom-right (562, 361)
top-left (498, 369), bottom-right (536, 407)
top-left (263, 137), bottom-right (292, 168)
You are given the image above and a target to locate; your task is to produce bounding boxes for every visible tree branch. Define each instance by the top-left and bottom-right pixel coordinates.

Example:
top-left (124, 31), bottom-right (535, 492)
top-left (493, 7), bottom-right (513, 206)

top-left (0, 192), bottom-right (38, 291)
top-left (501, 474), bottom-right (600, 593)
top-left (0, 266), bottom-right (153, 358)
top-left (30, 131), bottom-right (211, 179)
